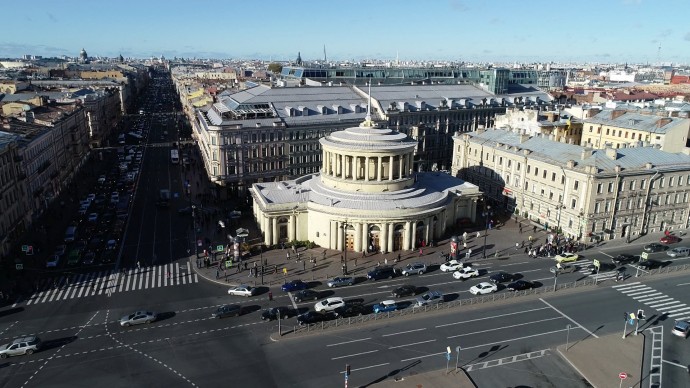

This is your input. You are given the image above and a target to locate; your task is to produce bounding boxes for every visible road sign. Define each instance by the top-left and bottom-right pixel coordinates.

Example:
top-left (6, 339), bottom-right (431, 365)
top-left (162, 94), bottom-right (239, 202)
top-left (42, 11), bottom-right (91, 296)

top-left (216, 245), bottom-right (224, 251)
top-left (593, 259), bottom-right (600, 268)
top-left (629, 313), bottom-right (636, 320)
top-left (628, 319), bottom-right (635, 325)
top-left (21, 245), bottom-right (28, 252)
top-left (197, 239), bottom-right (203, 247)
top-left (640, 252), bottom-right (649, 261)
top-left (619, 372), bottom-right (627, 379)
top-left (15, 264), bottom-right (23, 270)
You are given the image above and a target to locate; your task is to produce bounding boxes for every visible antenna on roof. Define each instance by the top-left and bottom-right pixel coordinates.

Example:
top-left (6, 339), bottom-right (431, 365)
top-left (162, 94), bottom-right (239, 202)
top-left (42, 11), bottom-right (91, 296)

top-left (366, 82), bottom-right (372, 122)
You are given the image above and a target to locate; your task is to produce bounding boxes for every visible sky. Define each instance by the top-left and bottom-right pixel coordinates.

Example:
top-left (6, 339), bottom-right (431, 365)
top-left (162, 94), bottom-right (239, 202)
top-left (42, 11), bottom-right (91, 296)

top-left (2, 0), bottom-right (689, 64)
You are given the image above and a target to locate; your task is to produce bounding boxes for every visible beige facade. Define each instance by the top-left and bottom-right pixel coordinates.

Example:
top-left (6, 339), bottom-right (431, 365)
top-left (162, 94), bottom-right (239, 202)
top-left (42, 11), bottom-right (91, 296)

top-left (453, 128), bottom-right (690, 242)
top-left (494, 107), bottom-right (583, 145)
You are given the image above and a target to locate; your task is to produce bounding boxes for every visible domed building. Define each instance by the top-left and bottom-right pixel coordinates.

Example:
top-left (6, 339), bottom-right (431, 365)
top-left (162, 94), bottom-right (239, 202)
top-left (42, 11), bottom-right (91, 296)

top-left (250, 111), bottom-right (481, 253)
top-left (79, 48), bottom-right (88, 63)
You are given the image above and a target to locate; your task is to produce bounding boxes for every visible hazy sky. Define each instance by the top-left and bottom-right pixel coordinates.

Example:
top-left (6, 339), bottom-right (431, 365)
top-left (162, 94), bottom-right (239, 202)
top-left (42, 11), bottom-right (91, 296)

top-left (2, 0), bottom-right (689, 63)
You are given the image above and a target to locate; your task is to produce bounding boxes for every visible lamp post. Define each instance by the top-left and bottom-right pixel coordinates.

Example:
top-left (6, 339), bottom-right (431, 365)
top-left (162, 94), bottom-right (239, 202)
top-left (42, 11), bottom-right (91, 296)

top-left (191, 205), bottom-right (198, 261)
top-left (556, 204), bottom-right (564, 236)
top-left (482, 205), bottom-right (492, 259)
top-left (340, 220), bottom-right (349, 275)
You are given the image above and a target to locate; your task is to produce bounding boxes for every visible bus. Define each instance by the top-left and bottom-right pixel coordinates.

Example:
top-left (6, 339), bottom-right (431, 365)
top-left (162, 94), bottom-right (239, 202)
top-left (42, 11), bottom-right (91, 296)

top-left (170, 149), bottom-right (179, 164)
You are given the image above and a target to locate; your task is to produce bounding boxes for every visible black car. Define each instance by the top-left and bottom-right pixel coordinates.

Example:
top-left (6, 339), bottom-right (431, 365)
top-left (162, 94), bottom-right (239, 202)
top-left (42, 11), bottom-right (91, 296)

top-left (638, 259), bottom-right (663, 270)
top-left (391, 284), bottom-right (417, 298)
top-left (261, 307), bottom-right (292, 321)
top-left (297, 311), bottom-right (333, 326)
top-left (367, 266), bottom-right (397, 281)
top-left (489, 271), bottom-right (515, 283)
top-left (294, 289), bottom-right (320, 303)
top-left (212, 304), bottom-right (243, 319)
top-left (612, 254), bottom-right (637, 265)
top-left (333, 304), bottom-right (370, 318)
top-left (506, 280), bottom-right (535, 291)
top-left (644, 243), bottom-right (666, 253)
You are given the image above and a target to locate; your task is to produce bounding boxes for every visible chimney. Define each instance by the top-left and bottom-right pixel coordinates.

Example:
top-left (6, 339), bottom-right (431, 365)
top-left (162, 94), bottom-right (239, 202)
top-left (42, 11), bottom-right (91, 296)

top-left (605, 147), bottom-right (618, 160)
top-left (611, 110), bottom-right (626, 120)
top-left (519, 133), bottom-right (530, 143)
top-left (580, 148), bottom-right (594, 160)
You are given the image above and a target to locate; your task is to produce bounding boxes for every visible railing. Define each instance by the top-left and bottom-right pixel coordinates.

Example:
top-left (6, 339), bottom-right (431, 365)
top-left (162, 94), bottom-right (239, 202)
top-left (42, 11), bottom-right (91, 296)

top-left (284, 263), bottom-right (690, 336)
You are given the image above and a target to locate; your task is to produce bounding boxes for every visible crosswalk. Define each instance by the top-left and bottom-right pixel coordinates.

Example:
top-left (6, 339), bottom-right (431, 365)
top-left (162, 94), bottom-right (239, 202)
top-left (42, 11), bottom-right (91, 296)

top-left (612, 282), bottom-right (690, 322)
top-left (569, 259), bottom-right (620, 281)
top-left (24, 262), bottom-right (198, 306)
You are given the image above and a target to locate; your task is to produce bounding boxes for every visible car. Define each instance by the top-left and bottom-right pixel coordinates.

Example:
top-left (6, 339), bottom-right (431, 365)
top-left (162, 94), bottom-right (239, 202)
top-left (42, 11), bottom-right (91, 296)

top-left (391, 284), bottom-right (417, 298)
top-left (82, 251), bottom-right (96, 266)
top-left (440, 260), bottom-right (464, 272)
top-left (643, 243), bottom-right (666, 252)
top-left (105, 239), bottom-right (117, 250)
top-left (469, 282), bottom-right (498, 295)
top-left (637, 259), bottom-right (663, 270)
top-left (373, 300), bottom-right (398, 313)
top-left (586, 262), bottom-right (620, 274)
top-left (327, 276), bottom-right (355, 288)
top-left (314, 297), bottom-right (345, 313)
top-left (261, 307), bottom-right (292, 321)
top-left (46, 254), bottom-right (60, 268)
top-left (554, 252), bottom-right (579, 263)
top-left (660, 235), bottom-right (680, 244)
top-left (227, 285), bottom-right (256, 297)
top-left (297, 311), bottom-right (333, 326)
top-left (506, 280), bottom-right (535, 291)
top-left (415, 291), bottom-right (443, 307)
top-left (401, 262), bottom-right (427, 276)
top-left (97, 175), bottom-right (107, 184)
top-left (119, 311), bottom-right (156, 327)
top-left (672, 320), bottom-right (690, 338)
top-left (612, 254), bottom-right (637, 265)
top-left (88, 213), bottom-right (99, 222)
top-left (177, 206), bottom-right (193, 215)
top-left (334, 304), bottom-right (370, 318)
top-left (489, 271), bottom-right (514, 283)
top-left (0, 336), bottom-right (41, 359)
top-left (78, 205), bottom-right (89, 215)
top-left (86, 193), bottom-right (96, 202)
top-left (212, 304), bottom-right (243, 318)
top-left (667, 247), bottom-right (690, 258)
top-left (281, 279), bottom-right (308, 292)
top-left (293, 289), bottom-right (320, 302)
top-left (453, 266), bottom-right (479, 280)
top-left (367, 266), bottom-right (397, 280)
top-left (550, 263), bottom-right (578, 274)
top-left (54, 244), bottom-right (67, 257)
top-left (67, 249), bottom-right (82, 266)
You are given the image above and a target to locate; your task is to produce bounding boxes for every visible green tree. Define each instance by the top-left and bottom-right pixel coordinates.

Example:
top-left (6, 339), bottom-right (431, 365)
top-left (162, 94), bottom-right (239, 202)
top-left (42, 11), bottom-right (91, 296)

top-left (267, 62), bottom-right (283, 74)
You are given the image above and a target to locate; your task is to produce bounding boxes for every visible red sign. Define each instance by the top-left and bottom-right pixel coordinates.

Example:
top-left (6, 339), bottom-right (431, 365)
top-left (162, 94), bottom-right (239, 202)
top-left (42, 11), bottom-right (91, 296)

top-left (619, 372), bottom-right (627, 380)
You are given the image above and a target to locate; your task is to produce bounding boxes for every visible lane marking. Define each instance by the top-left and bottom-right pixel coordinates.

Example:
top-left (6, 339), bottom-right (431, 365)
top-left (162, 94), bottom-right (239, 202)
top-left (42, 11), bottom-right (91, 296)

top-left (598, 251), bottom-right (614, 258)
top-left (540, 298), bottom-right (598, 338)
top-left (447, 316), bottom-right (563, 339)
top-left (327, 337), bottom-right (372, 347)
top-left (611, 281), bottom-right (641, 289)
top-left (382, 328), bottom-right (426, 337)
top-left (388, 339), bottom-right (436, 349)
top-left (338, 363), bottom-right (390, 374)
top-left (331, 350), bottom-right (378, 360)
top-left (677, 282), bottom-right (690, 287)
top-left (287, 292), bottom-right (298, 310)
top-left (435, 307), bottom-right (551, 328)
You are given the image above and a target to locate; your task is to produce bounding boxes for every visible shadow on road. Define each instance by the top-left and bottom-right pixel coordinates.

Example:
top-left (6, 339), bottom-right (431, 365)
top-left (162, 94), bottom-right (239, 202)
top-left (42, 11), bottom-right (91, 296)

top-left (358, 359), bottom-right (422, 387)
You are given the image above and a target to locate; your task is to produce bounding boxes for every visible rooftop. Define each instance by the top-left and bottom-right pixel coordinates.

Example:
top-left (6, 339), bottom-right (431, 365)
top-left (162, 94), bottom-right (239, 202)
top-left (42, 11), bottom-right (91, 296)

top-left (584, 110), bottom-right (689, 134)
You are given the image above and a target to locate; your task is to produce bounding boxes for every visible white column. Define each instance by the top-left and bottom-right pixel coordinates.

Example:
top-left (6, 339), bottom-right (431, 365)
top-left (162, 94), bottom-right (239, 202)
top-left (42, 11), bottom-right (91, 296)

top-left (354, 156), bottom-right (359, 180)
top-left (380, 223), bottom-right (388, 253)
top-left (354, 223), bottom-right (362, 252)
top-left (411, 221), bottom-right (417, 249)
top-left (271, 218), bottom-right (278, 245)
top-left (424, 218), bottom-right (431, 243)
top-left (265, 216), bottom-right (273, 245)
top-left (377, 157), bottom-right (382, 181)
top-left (403, 221), bottom-right (410, 250)
top-left (365, 157), bottom-right (370, 182)
top-left (389, 155), bottom-right (394, 181)
top-left (361, 222), bottom-right (369, 251)
top-left (322, 150), bottom-right (326, 172)
top-left (337, 221), bottom-right (343, 251)
top-left (289, 214), bottom-right (296, 241)
top-left (387, 223), bottom-right (394, 252)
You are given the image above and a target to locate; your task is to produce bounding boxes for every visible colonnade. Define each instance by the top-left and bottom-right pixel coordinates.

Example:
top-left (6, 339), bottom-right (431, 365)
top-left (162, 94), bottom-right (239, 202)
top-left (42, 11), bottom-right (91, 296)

top-left (322, 151), bottom-right (414, 182)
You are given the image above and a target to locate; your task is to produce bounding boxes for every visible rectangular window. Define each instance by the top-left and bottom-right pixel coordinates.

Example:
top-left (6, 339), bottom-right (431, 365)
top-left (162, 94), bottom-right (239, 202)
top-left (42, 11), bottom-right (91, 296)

top-left (574, 180), bottom-right (579, 191)
top-left (608, 182), bottom-right (614, 193)
top-left (552, 172), bottom-right (556, 181)
top-left (659, 178), bottom-right (665, 188)
top-left (594, 202), bottom-right (601, 213)
top-left (527, 165), bottom-right (530, 173)
top-left (516, 162), bottom-right (520, 171)
top-left (571, 198), bottom-right (577, 209)
top-left (534, 167), bottom-right (538, 176)
top-left (629, 180), bottom-right (635, 190)
top-left (542, 170), bottom-right (547, 179)
top-left (597, 183), bottom-right (603, 194)
top-left (640, 179), bottom-right (646, 190)
top-left (669, 177), bottom-right (674, 187)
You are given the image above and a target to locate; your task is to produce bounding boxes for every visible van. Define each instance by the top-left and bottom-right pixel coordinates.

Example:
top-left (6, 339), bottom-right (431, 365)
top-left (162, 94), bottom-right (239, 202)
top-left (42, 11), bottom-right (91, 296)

top-left (64, 226), bottom-right (77, 243)
top-left (667, 246), bottom-right (690, 258)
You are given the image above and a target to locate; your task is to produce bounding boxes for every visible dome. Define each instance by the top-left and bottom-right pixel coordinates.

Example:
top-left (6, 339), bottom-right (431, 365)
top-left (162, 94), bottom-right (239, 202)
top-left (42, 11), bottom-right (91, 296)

top-left (319, 120), bottom-right (416, 153)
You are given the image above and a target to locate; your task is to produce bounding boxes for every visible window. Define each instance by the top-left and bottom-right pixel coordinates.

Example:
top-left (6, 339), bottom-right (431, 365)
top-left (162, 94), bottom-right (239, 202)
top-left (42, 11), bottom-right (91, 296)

top-left (659, 178), bottom-right (665, 188)
top-left (608, 182), bottom-right (614, 193)
top-left (594, 202), bottom-right (601, 213)
top-left (605, 200), bottom-right (611, 212)
top-left (597, 183), bottom-right (603, 194)
top-left (552, 172), bottom-right (556, 181)
top-left (669, 177), bottom-right (675, 187)
top-left (606, 128), bottom-right (610, 135)
top-left (542, 170), bottom-right (547, 179)
top-left (640, 179), bottom-right (646, 190)
top-left (574, 180), bottom-right (579, 191)
top-left (534, 167), bottom-right (538, 176)
top-left (629, 180), bottom-right (635, 191)
top-left (571, 198), bottom-right (577, 209)
top-left (516, 162), bottom-right (521, 171)
top-left (527, 165), bottom-right (530, 173)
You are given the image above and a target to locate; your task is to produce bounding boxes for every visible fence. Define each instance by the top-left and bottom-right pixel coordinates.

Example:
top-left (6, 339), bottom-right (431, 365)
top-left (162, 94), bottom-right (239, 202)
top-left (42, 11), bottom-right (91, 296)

top-left (284, 263), bottom-right (690, 336)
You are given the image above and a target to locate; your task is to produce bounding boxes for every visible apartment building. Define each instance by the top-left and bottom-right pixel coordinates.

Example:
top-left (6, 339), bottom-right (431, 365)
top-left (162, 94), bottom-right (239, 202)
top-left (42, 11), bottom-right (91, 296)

top-left (0, 133), bottom-right (29, 260)
top-left (452, 128), bottom-right (690, 242)
top-left (494, 107), bottom-right (583, 145)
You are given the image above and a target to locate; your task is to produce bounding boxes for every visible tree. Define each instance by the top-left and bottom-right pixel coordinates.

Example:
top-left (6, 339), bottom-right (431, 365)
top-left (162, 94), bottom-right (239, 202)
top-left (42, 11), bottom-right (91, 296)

top-left (267, 62), bottom-right (283, 74)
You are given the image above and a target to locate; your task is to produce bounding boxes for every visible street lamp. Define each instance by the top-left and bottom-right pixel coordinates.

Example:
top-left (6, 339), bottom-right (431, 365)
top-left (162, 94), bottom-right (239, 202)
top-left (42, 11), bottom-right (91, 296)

top-left (191, 205), bottom-right (198, 261)
top-left (340, 221), bottom-right (349, 274)
top-left (482, 205), bottom-right (493, 259)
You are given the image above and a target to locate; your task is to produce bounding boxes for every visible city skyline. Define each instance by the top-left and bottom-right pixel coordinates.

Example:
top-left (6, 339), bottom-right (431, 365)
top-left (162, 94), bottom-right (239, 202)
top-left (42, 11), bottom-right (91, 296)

top-left (2, 0), bottom-right (690, 64)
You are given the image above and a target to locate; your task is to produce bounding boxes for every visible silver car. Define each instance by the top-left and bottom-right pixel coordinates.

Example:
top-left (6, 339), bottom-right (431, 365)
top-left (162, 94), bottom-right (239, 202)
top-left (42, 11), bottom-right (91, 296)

top-left (401, 262), bottom-right (427, 276)
top-left (327, 276), bottom-right (355, 288)
top-left (119, 311), bottom-right (157, 327)
top-left (0, 336), bottom-right (41, 359)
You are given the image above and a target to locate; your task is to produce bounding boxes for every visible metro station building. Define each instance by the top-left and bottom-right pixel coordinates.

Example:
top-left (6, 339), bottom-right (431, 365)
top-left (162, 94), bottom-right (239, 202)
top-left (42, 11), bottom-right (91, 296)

top-left (250, 114), bottom-right (481, 252)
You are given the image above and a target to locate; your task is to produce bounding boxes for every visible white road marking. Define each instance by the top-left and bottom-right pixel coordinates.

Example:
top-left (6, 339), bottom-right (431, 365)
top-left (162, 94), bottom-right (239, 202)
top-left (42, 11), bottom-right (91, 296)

top-left (331, 350), bottom-right (378, 360)
top-left (287, 292), bottom-right (298, 310)
top-left (435, 307), bottom-right (551, 328)
top-left (338, 363), bottom-right (390, 374)
top-left (326, 337), bottom-right (372, 347)
top-left (447, 316), bottom-right (564, 339)
top-left (388, 339), bottom-right (436, 349)
top-left (540, 298), bottom-right (598, 338)
top-left (382, 328), bottom-right (426, 337)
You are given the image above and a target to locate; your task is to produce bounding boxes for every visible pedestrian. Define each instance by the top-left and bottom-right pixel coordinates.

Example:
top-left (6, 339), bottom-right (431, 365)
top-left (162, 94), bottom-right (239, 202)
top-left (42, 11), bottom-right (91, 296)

top-left (362, 250), bottom-right (366, 258)
top-left (397, 253), bottom-right (401, 262)
top-left (167, 271), bottom-right (171, 279)
top-left (287, 252), bottom-right (290, 260)
top-left (323, 249), bottom-right (327, 260)
top-left (341, 255), bottom-right (344, 264)
top-left (302, 261), bottom-right (306, 271)
top-left (384, 258), bottom-right (388, 265)
top-left (519, 225), bottom-right (523, 234)
top-left (215, 269), bottom-right (219, 279)
top-left (419, 248), bottom-right (423, 257)
top-left (533, 225), bottom-right (537, 233)
top-left (137, 261), bottom-right (141, 270)
top-left (476, 231), bottom-right (480, 239)
top-left (462, 232), bottom-right (467, 241)
top-left (354, 257), bottom-right (358, 266)
top-left (244, 261), bottom-right (248, 271)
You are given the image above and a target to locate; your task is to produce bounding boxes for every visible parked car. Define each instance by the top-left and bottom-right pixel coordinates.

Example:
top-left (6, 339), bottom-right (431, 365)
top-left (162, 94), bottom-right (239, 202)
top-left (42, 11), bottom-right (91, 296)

top-left (506, 280), bottom-right (535, 291)
top-left (326, 276), bottom-right (355, 288)
top-left (212, 304), bottom-right (243, 319)
top-left (82, 251), bottom-right (96, 266)
top-left (415, 291), bottom-right (443, 307)
top-left (612, 254), bottom-right (637, 265)
top-left (391, 284), bottom-right (417, 298)
top-left (554, 252), bottom-right (579, 263)
top-left (643, 243), bottom-right (666, 252)
top-left (373, 300), bottom-right (398, 313)
top-left (469, 282), bottom-right (498, 295)
top-left (261, 307), bottom-right (292, 321)
top-left (0, 336), bottom-right (41, 359)
top-left (550, 263), bottom-right (578, 274)
top-left (672, 320), bottom-right (690, 338)
top-left (334, 304), bottom-right (369, 318)
top-left (453, 266), bottom-right (479, 280)
top-left (489, 271), bottom-right (515, 283)
top-left (46, 255), bottom-right (60, 268)
top-left (281, 280), bottom-right (308, 292)
top-left (401, 262), bottom-right (427, 276)
top-left (637, 259), bottom-right (663, 270)
top-left (119, 311), bottom-right (156, 327)
top-left (440, 260), bottom-right (464, 273)
top-left (314, 297), bottom-right (345, 313)
top-left (293, 289), bottom-right (320, 302)
top-left (660, 235), bottom-right (680, 244)
top-left (297, 311), bottom-right (333, 326)
top-left (667, 247), bottom-right (690, 258)
top-left (227, 285), bottom-right (256, 297)
top-left (367, 266), bottom-right (397, 280)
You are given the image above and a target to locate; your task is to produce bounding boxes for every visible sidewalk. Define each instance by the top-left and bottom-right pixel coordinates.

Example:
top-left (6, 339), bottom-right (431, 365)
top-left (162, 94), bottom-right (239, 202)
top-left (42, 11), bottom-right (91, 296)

top-left (557, 332), bottom-right (644, 388)
top-left (365, 367), bottom-right (476, 388)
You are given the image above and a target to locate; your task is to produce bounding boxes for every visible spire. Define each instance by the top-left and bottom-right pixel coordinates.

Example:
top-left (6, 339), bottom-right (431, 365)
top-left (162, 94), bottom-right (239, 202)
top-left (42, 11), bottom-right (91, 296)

top-left (360, 82), bottom-right (376, 128)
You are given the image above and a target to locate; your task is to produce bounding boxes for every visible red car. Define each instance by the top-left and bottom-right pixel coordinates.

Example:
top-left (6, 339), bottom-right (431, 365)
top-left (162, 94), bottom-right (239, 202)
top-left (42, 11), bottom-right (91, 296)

top-left (660, 235), bottom-right (679, 244)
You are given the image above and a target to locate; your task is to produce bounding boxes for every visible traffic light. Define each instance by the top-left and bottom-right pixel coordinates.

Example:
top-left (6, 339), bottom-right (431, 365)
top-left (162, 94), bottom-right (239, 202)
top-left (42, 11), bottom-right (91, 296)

top-left (345, 364), bottom-right (351, 377)
top-left (637, 309), bottom-right (645, 320)
top-left (624, 312), bottom-right (629, 320)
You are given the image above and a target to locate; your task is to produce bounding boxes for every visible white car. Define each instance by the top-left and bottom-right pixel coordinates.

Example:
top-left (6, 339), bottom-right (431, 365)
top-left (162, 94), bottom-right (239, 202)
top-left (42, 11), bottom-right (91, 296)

top-left (227, 285), bottom-right (256, 297)
top-left (314, 297), bottom-right (345, 313)
top-left (440, 260), bottom-right (464, 272)
top-left (453, 266), bottom-right (479, 280)
top-left (469, 282), bottom-right (498, 295)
